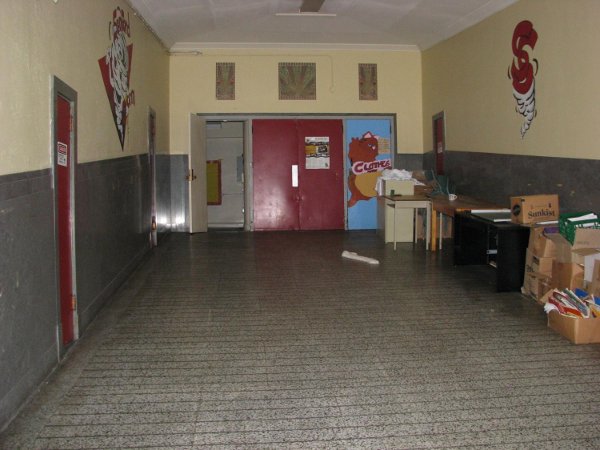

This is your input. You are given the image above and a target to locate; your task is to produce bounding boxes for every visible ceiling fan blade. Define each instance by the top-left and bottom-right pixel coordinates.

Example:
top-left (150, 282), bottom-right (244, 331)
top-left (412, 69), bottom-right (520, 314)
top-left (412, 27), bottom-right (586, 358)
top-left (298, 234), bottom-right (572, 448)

top-left (300, 0), bottom-right (325, 13)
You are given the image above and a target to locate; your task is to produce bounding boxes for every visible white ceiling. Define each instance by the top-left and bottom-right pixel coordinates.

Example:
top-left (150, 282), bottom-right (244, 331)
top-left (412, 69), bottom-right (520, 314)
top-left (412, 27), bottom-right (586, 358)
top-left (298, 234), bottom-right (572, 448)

top-left (128, 0), bottom-right (519, 52)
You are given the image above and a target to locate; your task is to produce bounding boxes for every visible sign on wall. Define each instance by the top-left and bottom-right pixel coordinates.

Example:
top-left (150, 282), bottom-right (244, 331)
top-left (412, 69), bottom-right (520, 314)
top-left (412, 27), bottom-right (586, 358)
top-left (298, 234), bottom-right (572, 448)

top-left (509, 20), bottom-right (538, 139)
top-left (98, 7), bottom-right (135, 150)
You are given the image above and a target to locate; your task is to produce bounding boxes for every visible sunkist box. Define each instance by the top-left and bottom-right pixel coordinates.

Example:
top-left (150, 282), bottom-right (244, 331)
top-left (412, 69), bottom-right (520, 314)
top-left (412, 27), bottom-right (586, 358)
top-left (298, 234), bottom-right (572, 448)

top-left (510, 194), bottom-right (559, 224)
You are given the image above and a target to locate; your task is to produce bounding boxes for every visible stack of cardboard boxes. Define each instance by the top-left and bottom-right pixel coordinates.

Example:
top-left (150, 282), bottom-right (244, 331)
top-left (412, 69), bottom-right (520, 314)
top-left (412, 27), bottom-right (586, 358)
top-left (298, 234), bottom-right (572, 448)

top-left (546, 224), bottom-right (600, 344)
top-left (511, 194), bottom-right (559, 302)
top-left (513, 195), bottom-right (600, 343)
top-left (547, 230), bottom-right (600, 293)
top-left (522, 226), bottom-right (556, 301)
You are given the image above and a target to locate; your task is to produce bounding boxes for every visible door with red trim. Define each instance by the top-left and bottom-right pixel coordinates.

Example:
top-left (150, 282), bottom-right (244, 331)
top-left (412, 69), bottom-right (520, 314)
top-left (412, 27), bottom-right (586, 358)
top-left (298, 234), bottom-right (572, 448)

top-left (56, 94), bottom-right (75, 346)
top-left (433, 112), bottom-right (445, 175)
top-left (252, 119), bottom-right (344, 230)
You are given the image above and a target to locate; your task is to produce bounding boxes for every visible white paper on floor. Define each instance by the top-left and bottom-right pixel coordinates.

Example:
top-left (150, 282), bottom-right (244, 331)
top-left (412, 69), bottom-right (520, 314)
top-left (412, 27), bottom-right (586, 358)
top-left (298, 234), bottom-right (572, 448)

top-left (341, 250), bottom-right (379, 265)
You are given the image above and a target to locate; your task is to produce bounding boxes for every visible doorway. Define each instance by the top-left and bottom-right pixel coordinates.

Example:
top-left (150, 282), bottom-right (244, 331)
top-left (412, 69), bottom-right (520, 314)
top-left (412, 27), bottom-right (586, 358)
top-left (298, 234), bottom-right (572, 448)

top-left (188, 114), bottom-right (207, 233)
top-left (433, 111), bottom-right (445, 175)
top-left (206, 121), bottom-right (245, 229)
top-left (53, 77), bottom-right (78, 349)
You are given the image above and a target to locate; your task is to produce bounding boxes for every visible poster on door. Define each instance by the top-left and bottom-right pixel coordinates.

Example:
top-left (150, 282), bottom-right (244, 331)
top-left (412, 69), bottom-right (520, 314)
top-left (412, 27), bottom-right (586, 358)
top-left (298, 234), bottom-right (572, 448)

top-left (305, 136), bottom-right (330, 169)
top-left (345, 119), bottom-right (392, 230)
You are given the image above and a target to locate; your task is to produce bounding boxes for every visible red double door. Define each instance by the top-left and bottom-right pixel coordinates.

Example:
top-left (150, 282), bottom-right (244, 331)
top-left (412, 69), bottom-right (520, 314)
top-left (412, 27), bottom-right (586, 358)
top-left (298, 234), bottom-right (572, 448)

top-left (252, 119), bottom-right (345, 230)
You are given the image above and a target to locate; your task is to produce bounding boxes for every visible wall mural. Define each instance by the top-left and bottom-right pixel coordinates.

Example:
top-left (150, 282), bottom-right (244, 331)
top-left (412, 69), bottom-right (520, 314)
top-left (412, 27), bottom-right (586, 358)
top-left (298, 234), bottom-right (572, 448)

top-left (216, 62), bottom-right (235, 100)
top-left (99, 7), bottom-right (135, 150)
top-left (347, 131), bottom-right (391, 207)
top-left (509, 20), bottom-right (538, 138)
top-left (279, 63), bottom-right (316, 100)
top-left (358, 63), bottom-right (378, 100)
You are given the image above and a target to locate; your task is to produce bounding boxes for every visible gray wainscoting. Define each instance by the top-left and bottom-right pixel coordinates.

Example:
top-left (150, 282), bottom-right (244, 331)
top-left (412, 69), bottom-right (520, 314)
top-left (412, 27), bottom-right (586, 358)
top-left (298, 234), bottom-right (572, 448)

top-left (75, 155), bottom-right (152, 328)
top-left (425, 151), bottom-right (600, 213)
top-left (155, 154), bottom-right (172, 236)
top-left (1, 154), bottom-right (166, 431)
top-left (395, 153), bottom-right (424, 171)
top-left (0, 170), bottom-right (57, 430)
top-left (169, 155), bottom-right (189, 232)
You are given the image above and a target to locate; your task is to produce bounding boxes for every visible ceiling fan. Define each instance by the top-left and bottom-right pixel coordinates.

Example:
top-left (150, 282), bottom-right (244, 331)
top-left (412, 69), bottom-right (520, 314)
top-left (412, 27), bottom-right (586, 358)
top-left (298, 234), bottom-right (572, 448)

top-left (277, 0), bottom-right (334, 17)
top-left (300, 0), bottom-right (325, 13)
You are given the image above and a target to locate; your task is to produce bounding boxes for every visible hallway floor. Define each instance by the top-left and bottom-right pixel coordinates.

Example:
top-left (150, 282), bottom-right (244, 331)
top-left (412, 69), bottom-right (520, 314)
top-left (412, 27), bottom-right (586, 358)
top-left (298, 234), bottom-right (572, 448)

top-left (2, 231), bottom-right (600, 449)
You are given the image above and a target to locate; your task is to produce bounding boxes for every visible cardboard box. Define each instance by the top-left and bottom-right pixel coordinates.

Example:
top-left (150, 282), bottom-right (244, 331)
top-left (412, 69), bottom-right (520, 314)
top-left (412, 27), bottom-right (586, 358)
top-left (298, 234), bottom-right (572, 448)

top-left (551, 261), bottom-right (584, 291)
top-left (522, 271), bottom-right (552, 302)
top-left (510, 194), bottom-right (559, 224)
top-left (544, 233), bottom-right (600, 282)
top-left (547, 233), bottom-right (573, 263)
top-left (528, 226), bottom-right (558, 257)
top-left (547, 310), bottom-right (600, 344)
top-left (525, 249), bottom-right (554, 275)
top-left (587, 260), bottom-right (600, 297)
top-left (578, 250), bottom-right (600, 282)
top-left (414, 184), bottom-right (433, 196)
top-left (570, 228), bottom-right (600, 250)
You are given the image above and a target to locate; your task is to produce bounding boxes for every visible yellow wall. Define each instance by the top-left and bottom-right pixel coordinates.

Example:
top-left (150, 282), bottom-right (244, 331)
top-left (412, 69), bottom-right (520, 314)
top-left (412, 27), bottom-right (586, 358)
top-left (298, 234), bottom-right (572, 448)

top-left (0, 0), bottom-right (169, 176)
top-left (422, 0), bottom-right (600, 159)
top-left (169, 49), bottom-right (422, 155)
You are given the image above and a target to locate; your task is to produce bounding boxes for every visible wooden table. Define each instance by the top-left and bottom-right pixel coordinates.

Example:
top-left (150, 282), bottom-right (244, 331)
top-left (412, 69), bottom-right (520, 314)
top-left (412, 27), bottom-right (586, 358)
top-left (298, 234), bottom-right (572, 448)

top-left (383, 194), bottom-right (431, 250)
top-left (430, 194), bottom-right (503, 252)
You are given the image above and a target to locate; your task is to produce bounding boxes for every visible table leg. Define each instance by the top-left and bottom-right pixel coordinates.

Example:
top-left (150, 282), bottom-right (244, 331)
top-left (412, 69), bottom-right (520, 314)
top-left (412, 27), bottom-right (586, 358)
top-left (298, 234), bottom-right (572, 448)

top-left (426, 203), bottom-right (431, 250)
top-left (393, 204), bottom-right (397, 251)
top-left (431, 208), bottom-right (438, 252)
top-left (439, 213), bottom-right (443, 250)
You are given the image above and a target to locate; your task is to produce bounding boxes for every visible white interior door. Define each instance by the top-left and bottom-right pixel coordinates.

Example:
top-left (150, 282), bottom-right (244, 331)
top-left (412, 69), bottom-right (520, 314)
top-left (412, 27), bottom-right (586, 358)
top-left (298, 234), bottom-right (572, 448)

top-left (207, 121), bottom-right (244, 228)
top-left (189, 114), bottom-right (207, 233)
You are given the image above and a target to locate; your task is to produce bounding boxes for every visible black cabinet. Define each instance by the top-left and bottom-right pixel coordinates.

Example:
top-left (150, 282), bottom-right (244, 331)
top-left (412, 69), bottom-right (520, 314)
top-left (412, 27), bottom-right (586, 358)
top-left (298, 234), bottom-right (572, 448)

top-left (454, 212), bottom-right (530, 291)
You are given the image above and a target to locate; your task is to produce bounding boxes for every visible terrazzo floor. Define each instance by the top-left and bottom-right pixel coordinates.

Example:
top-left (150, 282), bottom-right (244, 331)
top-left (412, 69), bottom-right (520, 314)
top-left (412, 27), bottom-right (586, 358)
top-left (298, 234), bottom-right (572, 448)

top-left (2, 230), bottom-right (600, 449)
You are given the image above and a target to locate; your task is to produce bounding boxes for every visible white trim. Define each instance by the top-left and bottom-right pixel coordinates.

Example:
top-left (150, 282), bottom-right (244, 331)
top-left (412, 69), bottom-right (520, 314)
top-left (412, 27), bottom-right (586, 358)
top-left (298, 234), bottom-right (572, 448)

top-left (170, 42), bottom-right (420, 53)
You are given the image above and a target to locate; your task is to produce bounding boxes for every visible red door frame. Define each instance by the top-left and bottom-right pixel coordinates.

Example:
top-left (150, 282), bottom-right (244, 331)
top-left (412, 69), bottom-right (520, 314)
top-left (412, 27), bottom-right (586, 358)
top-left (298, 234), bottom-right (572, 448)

top-left (433, 111), bottom-right (445, 175)
top-left (53, 77), bottom-right (78, 349)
